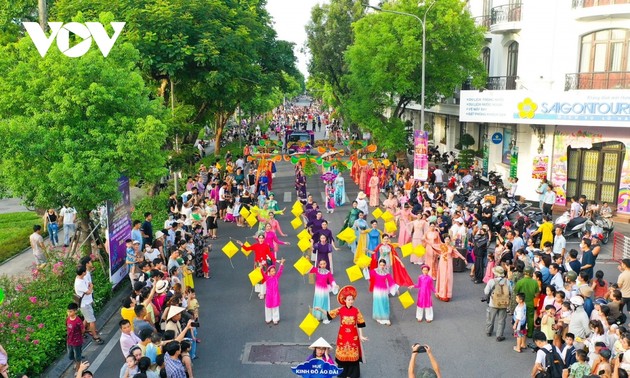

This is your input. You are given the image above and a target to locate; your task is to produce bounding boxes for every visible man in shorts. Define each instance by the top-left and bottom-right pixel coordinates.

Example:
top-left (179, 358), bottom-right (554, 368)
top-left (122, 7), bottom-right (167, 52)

top-left (30, 225), bottom-right (47, 266)
top-left (74, 266), bottom-right (104, 344)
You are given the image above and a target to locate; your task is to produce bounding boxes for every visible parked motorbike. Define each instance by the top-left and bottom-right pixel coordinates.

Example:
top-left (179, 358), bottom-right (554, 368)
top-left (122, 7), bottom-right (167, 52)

top-left (555, 211), bottom-right (588, 239)
top-left (589, 216), bottom-right (614, 244)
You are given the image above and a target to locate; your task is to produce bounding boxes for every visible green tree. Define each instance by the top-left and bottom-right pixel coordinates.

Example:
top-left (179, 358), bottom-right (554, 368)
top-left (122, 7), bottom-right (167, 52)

top-left (52, 0), bottom-right (300, 156)
top-left (305, 0), bottom-right (364, 112)
top-left (344, 0), bottom-right (486, 154)
top-left (0, 16), bottom-right (168, 225)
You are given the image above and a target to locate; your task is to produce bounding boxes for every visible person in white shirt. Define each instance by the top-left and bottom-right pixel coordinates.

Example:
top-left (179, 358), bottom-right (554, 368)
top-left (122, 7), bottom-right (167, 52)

top-left (549, 264), bottom-right (564, 292)
top-left (553, 227), bottom-right (566, 257)
top-left (433, 167), bottom-right (444, 185)
top-left (60, 204), bottom-right (77, 247)
top-left (144, 244), bottom-right (160, 262)
top-left (74, 265), bottom-right (104, 344)
top-left (569, 196), bottom-right (583, 219)
top-left (508, 177), bottom-right (519, 198)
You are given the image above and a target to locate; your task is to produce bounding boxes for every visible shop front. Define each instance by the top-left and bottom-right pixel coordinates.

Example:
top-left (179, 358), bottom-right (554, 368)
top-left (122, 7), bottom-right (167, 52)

top-left (551, 127), bottom-right (630, 213)
top-left (460, 89), bottom-right (630, 214)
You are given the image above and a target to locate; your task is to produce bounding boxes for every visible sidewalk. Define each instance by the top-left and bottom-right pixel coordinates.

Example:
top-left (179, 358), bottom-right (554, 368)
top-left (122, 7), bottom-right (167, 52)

top-left (0, 141), bottom-right (217, 279)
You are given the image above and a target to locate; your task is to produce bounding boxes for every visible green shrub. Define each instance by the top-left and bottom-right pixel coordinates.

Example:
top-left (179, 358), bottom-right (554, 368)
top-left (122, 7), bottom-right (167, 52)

top-left (132, 190), bottom-right (170, 235)
top-left (0, 212), bottom-right (48, 263)
top-left (0, 255), bottom-right (112, 376)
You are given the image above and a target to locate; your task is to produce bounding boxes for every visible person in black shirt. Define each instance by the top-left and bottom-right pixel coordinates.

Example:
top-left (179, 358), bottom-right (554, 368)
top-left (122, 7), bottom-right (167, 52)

top-left (141, 212), bottom-right (153, 247)
top-left (481, 202), bottom-right (493, 228)
top-left (168, 192), bottom-right (179, 216)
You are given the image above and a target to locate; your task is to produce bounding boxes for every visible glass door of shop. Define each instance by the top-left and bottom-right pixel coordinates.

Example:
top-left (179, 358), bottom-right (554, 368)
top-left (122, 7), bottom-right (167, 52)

top-left (566, 141), bottom-right (625, 204)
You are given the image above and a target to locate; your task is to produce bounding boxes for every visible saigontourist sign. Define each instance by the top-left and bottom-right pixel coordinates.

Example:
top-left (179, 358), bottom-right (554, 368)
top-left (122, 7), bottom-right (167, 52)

top-left (460, 90), bottom-right (630, 127)
top-left (23, 22), bottom-right (126, 57)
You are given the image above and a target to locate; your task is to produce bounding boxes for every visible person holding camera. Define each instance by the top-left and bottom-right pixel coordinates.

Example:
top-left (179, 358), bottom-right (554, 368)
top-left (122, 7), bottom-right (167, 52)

top-left (472, 226), bottom-right (490, 284)
top-left (407, 344), bottom-right (441, 378)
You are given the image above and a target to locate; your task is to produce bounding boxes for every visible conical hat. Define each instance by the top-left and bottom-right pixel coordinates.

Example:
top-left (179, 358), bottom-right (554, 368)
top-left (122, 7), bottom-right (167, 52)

top-left (309, 337), bottom-right (332, 350)
top-left (166, 306), bottom-right (185, 320)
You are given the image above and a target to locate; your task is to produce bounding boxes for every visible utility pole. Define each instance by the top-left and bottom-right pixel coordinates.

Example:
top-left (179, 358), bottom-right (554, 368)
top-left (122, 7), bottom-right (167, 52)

top-left (38, 0), bottom-right (47, 31)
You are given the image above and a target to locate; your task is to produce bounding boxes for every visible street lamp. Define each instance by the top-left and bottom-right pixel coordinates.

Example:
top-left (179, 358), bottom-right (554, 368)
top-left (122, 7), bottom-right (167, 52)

top-left (363, 1), bottom-right (436, 132)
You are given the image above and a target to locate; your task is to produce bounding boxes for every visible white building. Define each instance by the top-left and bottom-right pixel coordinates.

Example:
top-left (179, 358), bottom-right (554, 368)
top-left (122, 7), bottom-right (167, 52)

top-left (403, 0), bottom-right (630, 216)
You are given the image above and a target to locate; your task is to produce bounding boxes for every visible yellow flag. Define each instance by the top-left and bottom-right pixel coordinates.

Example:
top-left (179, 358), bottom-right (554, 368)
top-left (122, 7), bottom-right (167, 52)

top-left (299, 312), bottom-right (320, 337)
top-left (222, 241), bottom-right (239, 259)
top-left (293, 257), bottom-right (313, 276)
top-left (239, 207), bottom-right (250, 218)
top-left (413, 244), bottom-right (426, 257)
top-left (384, 221), bottom-right (397, 234)
top-left (241, 242), bottom-right (252, 257)
top-left (248, 268), bottom-right (263, 286)
top-left (291, 206), bottom-right (303, 217)
top-left (398, 290), bottom-right (415, 309)
top-left (297, 238), bottom-right (312, 252)
top-left (356, 254), bottom-right (372, 269)
top-left (381, 210), bottom-right (394, 223)
top-left (400, 243), bottom-right (414, 258)
top-left (346, 265), bottom-right (363, 282)
top-left (336, 227), bottom-right (355, 243)
top-left (372, 208), bottom-right (383, 219)
top-left (246, 214), bottom-right (258, 227)
top-left (297, 229), bottom-right (311, 240)
top-left (250, 206), bottom-right (260, 215)
top-left (293, 200), bottom-right (303, 210)
top-left (291, 217), bottom-right (303, 230)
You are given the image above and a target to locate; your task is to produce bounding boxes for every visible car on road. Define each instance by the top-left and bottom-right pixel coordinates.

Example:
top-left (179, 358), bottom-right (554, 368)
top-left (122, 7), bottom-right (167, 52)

top-left (285, 130), bottom-right (314, 154)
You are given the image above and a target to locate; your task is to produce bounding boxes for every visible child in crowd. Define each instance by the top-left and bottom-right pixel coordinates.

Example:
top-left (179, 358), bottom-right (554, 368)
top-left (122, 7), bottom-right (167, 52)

top-left (568, 349), bottom-right (591, 378)
top-left (558, 301), bottom-right (573, 337)
top-left (512, 293), bottom-right (527, 353)
top-left (483, 253), bottom-right (496, 284)
top-left (541, 304), bottom-right (556, 343)
top-left (202, 246), bottom-right (210, 279)
top-left (592, 270), bottom-right (609, 299)
top-left (66, 302), bottom-right (84, 372)
top-left (183, 255), bottom-right (195, 290)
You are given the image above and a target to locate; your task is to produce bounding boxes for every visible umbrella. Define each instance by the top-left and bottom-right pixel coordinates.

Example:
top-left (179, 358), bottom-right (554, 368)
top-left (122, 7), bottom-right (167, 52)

top-left (320, 171), bottom-right (337, 181)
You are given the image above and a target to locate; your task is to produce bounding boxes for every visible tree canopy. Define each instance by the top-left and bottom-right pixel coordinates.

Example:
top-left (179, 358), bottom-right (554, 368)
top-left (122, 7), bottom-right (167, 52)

top-left (306, 0), bottom-right (486, 154)
top-left (52, 0), bottom-right (302, 154)
top-left (0, 13), bottom-right (168, 215)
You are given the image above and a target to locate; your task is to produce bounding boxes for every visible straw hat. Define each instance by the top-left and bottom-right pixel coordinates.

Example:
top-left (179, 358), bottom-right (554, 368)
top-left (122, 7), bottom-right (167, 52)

top-left (309, 337), bottom-right (332, 350)
top-left (155, 231), bottom-right (165, 239)
top-left (357, 192), bottom-right (366, 200)
top-left (166, 306), bottom-right (185, 320)
top-left (337, 285), bottom-right (358, 305)
top-left (155, 280), bottom-right (169, 294)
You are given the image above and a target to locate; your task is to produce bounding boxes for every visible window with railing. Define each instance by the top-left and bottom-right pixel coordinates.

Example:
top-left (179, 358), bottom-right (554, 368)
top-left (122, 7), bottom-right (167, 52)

top-left (566, 28), bottom-right (630, 90)
top-left (572, 0), bottom-right (630, 8)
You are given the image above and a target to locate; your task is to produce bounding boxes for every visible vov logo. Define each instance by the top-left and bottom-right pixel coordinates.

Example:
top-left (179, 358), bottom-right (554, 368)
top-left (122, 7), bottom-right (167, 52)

top-left (23, 22), bottom-right (126, 58)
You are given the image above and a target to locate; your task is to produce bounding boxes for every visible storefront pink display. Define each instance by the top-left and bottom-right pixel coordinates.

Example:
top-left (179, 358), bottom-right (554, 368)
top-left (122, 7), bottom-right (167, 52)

top-left (551, 126), bottom-right (630, 214)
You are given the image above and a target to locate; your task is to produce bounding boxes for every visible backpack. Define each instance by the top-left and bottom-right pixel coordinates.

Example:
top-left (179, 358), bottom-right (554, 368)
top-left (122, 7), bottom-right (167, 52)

top-left (538, 348), bottom-right (564, 378)
top-left (491, 279), bottom-right (510, 309)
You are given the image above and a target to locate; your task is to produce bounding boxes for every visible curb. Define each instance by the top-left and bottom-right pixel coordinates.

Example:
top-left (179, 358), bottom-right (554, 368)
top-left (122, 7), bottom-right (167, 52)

top-left (42, 280), bottom-right (131, 378)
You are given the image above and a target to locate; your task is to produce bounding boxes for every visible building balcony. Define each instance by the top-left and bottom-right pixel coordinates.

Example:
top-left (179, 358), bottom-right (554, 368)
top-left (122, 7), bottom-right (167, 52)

top-left (473, 15), bottom-right (492, 29)
top-left (486, 76), bottom-right (518, 90)
top-left (490, 3), bottom-right (522, 34)
top-left (565, 72), bottom-right (630, 90)
top-left (572, 0), bottom-right (630, 20)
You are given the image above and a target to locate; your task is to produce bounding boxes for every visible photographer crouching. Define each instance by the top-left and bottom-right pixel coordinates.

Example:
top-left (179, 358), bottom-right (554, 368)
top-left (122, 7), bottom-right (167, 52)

top-left (408, 343), bottom-right (442, 378)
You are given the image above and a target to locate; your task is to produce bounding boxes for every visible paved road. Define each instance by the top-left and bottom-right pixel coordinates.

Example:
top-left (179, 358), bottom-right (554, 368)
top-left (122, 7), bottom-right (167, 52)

top-left (71, 123), bottom-right (629, 377)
